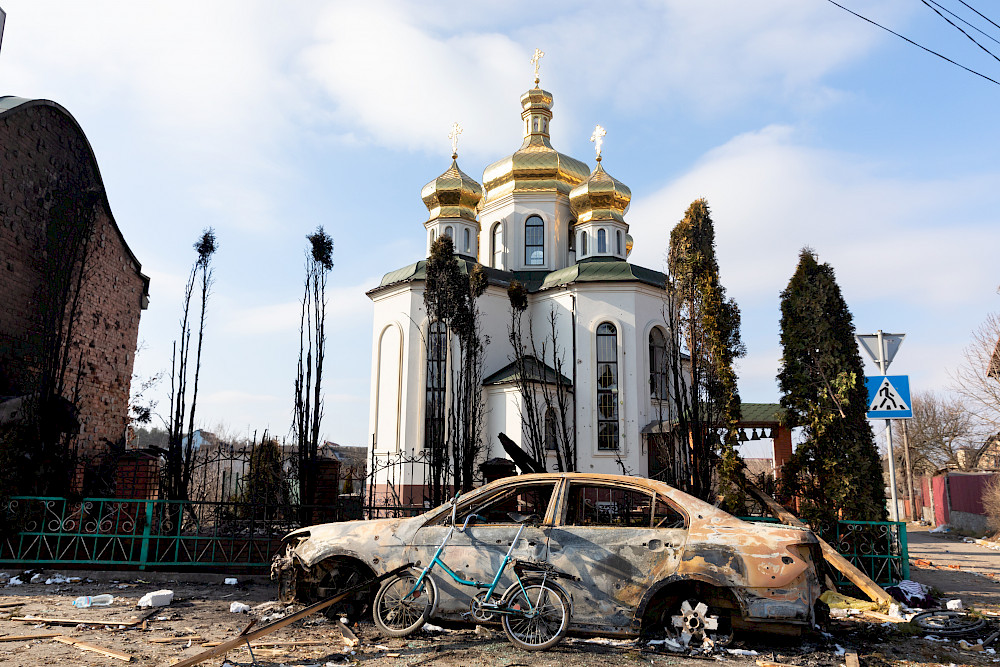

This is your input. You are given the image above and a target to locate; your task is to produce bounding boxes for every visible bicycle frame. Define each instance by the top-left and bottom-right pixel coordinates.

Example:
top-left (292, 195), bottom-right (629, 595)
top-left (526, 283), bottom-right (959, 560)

top-left (405, 497), bottom-right (547, 618)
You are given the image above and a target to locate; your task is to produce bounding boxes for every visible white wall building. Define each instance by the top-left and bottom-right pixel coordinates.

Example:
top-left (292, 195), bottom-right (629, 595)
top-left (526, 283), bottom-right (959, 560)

top-left (366, 78), bottom-right (673, 505)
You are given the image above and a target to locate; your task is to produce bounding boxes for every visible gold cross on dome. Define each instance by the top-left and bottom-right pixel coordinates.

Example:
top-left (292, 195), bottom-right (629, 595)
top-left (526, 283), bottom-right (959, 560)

top-left (530, 48), bottom-right (544, 82)
top-left (590, 124), bottom-right (606, 160)
top-left (448, 122), bottom-right (463, 158)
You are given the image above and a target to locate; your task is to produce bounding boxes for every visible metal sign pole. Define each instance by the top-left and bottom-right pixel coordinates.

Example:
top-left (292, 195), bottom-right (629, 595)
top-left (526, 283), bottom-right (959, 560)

top-left (876, 330), bottom-right (900, 522)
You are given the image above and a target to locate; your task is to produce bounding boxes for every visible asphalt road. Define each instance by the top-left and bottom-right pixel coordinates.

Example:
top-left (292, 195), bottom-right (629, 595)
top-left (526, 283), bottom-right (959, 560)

top-left (906, 523), bottom-right (1000, 610)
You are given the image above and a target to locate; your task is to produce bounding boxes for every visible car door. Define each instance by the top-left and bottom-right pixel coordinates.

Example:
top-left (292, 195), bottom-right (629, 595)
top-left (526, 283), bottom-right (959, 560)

top-left (545, 481), bottom-right (687, 633)
top-left (406, 480), bottom-right (557, 618)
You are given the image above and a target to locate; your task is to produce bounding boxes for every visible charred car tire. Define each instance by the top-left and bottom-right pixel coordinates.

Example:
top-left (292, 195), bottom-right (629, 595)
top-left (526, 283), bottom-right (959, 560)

top-left (500, 581), bottom-right (570, 651)
top-left (373, 571), bottom-right (437, 637)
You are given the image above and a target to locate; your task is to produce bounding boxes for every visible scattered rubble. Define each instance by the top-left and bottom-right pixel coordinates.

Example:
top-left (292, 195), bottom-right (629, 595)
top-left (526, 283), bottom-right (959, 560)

top-left (137, 589), bottom-right (174, 608)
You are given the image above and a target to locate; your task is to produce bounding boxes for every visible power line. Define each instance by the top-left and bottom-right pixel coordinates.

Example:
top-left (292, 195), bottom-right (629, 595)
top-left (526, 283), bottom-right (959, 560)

top-left (956, 0), bottom-right (1000, 33)
top-left (927, 0), bottom-right (1000, 47)
top-left (823, 0), bottom-right (1000, 87)
top-left (921, 0), bottom-right (1000, 65)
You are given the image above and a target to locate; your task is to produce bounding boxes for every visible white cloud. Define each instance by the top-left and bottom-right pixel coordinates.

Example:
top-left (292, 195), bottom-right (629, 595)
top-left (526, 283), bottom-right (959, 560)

top-left (627, 125), bottom-right (1000, 309)
top-left (295, 0), bottom-right (912, 155)
top-left (299, 0), bottom-right (525, 157)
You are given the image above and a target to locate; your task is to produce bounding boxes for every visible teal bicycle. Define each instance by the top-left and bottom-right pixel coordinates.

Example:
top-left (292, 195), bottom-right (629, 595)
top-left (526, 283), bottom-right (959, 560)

top-left (372, 492), bottom-right (577, 651)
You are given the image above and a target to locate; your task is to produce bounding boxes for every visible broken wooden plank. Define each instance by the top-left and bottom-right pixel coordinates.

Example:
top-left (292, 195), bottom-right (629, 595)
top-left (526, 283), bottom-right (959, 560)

top-left (336, 619), bottom-right (358, 646)
top-left (199, 639), bottom-right (327, 648)
top-left (0, 601), bottom-right (26, 608)
top-left (845, 650), bottom-right (860, 667)
top-left (13, 608), bottom-right (156, 628)
top-left (14, 616), bottom-right (134, 626)
top-left (860, 610), bottom-right (907, 623)
top-left (0, 633), bottom-right (62, 642)
top-left (170, 563), bottom-right (411, 667)
top-left (52, 635), bottom-right (132, 662)
top-left (738, 473), bottom-right (895, 607)
top-left (756, 661), bottom-right (803, 667)
top-left (149, 635), bottom-right (203, 643)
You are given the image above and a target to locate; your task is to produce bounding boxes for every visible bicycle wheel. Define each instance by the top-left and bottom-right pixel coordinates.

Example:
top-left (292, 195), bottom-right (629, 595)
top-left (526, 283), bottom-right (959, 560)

top-left (500, 581), bottom-right (570, 651)
top-left (373, 570), bottom-right (437, 637)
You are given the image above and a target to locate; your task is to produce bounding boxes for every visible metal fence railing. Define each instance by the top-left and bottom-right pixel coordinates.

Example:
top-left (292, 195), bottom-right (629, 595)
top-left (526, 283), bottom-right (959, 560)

top-left (0, 496), bottom-right (353, 573)
top-left (742, 516), bottom-right (909, 586)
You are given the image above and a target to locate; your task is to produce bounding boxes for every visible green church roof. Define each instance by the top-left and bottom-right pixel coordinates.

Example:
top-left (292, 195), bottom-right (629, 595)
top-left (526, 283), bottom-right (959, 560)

top-left (372, 256), bottom-right (665, 295)
top-left (483, 356), bottom-right (572, 387)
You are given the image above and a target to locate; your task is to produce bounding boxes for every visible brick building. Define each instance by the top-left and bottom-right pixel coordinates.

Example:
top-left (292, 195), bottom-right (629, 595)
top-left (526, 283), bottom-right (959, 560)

top-left (0, 96), bottom-right (149, 465)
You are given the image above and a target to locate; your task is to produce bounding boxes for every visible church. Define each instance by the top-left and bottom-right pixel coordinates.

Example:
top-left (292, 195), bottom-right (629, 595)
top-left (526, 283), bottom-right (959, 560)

top-left (365, 63), bottom-right (676, 504)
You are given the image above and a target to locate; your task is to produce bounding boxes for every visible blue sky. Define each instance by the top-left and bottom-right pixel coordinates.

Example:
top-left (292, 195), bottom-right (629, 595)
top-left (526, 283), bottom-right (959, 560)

top-left (1, 0), bottom-right (998, 447)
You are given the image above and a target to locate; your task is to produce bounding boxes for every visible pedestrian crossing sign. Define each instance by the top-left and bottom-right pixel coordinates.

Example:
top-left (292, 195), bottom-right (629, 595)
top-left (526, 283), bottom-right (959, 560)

top-left (865, 375), bottom-right (912, 419)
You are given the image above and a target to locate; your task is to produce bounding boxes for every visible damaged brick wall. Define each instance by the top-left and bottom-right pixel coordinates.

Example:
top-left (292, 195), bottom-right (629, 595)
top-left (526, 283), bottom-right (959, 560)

top-left (0, 98), bottom-right (148, 462)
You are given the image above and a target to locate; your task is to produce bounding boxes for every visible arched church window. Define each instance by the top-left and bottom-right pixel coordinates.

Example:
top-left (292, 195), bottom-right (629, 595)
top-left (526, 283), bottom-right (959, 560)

top-left (444, 226), bottom-right (453, 238)
top-left (649, 327), bottom-right (668, 400)
top-left (463, 228), bottom-right (471, 253)
top-left (545, 408), bottom-right (557, 451)
top-left (533, 118), bottom-right (539, 132)
top-left (616, 230), bottom-right (623, 256)
top-left (525, 216), bottom-right (544, 266)
top-left (596, 322), bottom-right (619, 451)
top-left (568, 221), bottom-right (576, 252)
top-left (430, 229), bottom-right (437, 243)
top-left (425, 321), bottom-right (447, 454)
top-left (580, 231), bottom-right (588, 255)
top-left (491, 222), bottom-right (503, 269)
top-left (598, 229), bottom-right (607, 253)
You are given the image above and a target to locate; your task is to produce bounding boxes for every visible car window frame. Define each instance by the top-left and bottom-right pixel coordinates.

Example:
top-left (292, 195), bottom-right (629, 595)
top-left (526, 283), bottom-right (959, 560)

top-left (422, 479), bottom-right (561, 528)
top-left (554, 480), bottom-right (689, 530)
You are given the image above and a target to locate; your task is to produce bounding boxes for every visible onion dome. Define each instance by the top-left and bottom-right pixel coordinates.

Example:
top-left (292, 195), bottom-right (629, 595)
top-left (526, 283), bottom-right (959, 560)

top-left (569, 157), bottom-right (631, 224)
top-left (482, 85), bottom-right (590, 203)
top-left (421, 156), bottom-right (484, 223)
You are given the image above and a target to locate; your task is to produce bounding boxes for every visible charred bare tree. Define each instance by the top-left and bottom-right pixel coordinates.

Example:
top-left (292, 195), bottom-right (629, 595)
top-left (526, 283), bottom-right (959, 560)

top-left (6, 184), bottom-right (102, 496)
top-left (423, 236), bottom-right (488, 501)
top-left (165, 229), bottom-right (217, 502)
top-left (506, 283), bottom-right (575, 472)
top-left (506, 281), bottom-right (546, 468)
top-left (294, 227), bottom-right (333, 511)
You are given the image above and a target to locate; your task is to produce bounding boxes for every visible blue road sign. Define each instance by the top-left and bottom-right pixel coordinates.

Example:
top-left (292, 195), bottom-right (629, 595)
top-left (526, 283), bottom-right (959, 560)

top-left (865, 375), bottom-right (912, 419)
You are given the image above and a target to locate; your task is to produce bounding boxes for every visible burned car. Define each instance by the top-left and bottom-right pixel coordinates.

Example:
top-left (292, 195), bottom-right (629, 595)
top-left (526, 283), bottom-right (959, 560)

top-left (272, 473), bottom-right (823, 640)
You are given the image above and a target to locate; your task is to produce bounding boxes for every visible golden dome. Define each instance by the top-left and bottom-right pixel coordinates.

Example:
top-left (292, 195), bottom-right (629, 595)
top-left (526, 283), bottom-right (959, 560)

top-left (421, 157), bottom-right (484, 223)
top-left (482, 86), bottom-right (590, 203)
top-left (569, 159), bottom-right (631, 224)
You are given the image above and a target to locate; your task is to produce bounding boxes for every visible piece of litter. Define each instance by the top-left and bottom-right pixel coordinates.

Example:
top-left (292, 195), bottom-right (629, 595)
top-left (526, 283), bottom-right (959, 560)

top-left (224, 578), bottom-right (237, 585)
top-left (7, 577), bottom-right (24, 586)
top-left (422, 623), bottom-right (444, 633)
top-left (29, 573), bottom-right (43, 584)
top-left (726, 648), bottom-right (758, 655)
top-left (946, 599), bottom-right (963, 611)
top-left (230, 602), bottom-right (251, 614)
top-left (138, 589), bottom-right (174, 608)
top-left (835, 644), bottom-right (846, 655)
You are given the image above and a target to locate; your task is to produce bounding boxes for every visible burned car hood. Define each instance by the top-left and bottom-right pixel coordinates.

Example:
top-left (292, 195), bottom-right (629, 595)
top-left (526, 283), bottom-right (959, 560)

top-left (282, 515), bottom-right (425, 568)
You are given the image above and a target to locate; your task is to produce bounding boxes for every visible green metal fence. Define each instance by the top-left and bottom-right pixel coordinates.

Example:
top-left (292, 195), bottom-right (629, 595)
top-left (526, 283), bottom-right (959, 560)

top-left (0, 496), bottom-right (347, 572)
top-left (743, 516), bottom-right (909, 586)
top-left (1, 496), bottom-right (909, 584)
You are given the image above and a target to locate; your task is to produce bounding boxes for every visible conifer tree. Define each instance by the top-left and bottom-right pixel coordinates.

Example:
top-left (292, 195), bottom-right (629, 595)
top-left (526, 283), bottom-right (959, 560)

top-left (777, 248), bottom-right (887, 525)
top-left (665, 199), bottom-right (745, 506)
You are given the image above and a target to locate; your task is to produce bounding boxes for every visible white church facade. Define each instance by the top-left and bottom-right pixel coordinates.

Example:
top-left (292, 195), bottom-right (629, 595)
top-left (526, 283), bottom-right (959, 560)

top-left (366, 75), bottom-right (675, 505)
